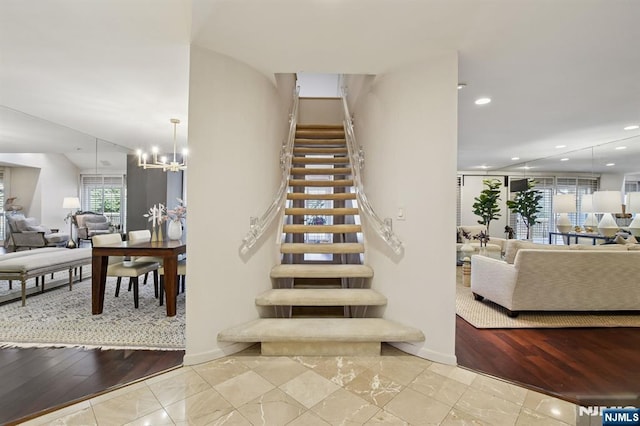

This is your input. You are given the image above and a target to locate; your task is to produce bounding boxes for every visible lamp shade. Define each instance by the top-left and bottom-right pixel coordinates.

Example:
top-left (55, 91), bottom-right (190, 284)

top-left (592, 191), bottom-right (622, 213)
top-left (580, 194), bottom-right (594, 213)
top-left (625, 192), bottom-right (640, 214)
top-left (553, 194), bottom-right (576, 213)
top-left (62, 197), bottom-right (81, 209)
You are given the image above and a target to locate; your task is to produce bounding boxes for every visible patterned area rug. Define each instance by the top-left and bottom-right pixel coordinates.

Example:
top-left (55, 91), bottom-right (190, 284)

top-left (456, 283), bottom-right (640, 328)
top-left (0, 275), bottom-right (185, 350)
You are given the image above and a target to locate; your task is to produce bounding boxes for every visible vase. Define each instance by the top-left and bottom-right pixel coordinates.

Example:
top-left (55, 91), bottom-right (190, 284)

top-left (167, 220), bottom-right (182, 240)
top-left (151, 225), bottom-right (157, 242)
top-left (157, 224), bottom-right (163, 241)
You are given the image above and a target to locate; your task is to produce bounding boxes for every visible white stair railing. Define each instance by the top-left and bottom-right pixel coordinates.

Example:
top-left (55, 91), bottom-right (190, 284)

top-left (341, 90), bottom-right (403, 255)
top-left (240, 87), bottom-right (299, 255)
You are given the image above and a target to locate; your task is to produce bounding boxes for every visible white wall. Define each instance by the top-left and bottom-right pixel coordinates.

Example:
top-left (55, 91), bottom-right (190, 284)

top-left (1, 153), bottom-right (79, 231)
top-left (345, 53), bottom-right (458, 364)
top-left (184, 46), bottom-right (292, 365)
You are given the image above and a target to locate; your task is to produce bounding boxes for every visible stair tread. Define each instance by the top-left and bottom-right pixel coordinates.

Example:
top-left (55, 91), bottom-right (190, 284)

top-left (256, 289), bottom-right (386, 306)
top-left (294, 138), bottom-right (346, 145)
top-left (283, 224), bottom-right (362, 233)
top-left (294, 147), bottom-right (348, 154)
top-left (291, 167), bottom-right (351, 175)
top-left (292, 157), bottom-right (349, 164)
top-left (296, 124), bottom-right (344, 130)
top-left (287, 193), bottom-right (356, 200)
top-left (271, 264), bottom-right (373, 278)
top-left (218, 318), bottom-right (425, 342)
top-left (281, 243), bottom-right (364, 254)
top-left (285, 208), bottom-right (359, 215)
top-left (288, 179), bottom-right (353, 187)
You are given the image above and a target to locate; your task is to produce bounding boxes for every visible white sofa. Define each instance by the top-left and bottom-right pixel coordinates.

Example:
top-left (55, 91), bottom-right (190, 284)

top-left (471, 240), bottom-right (640, 317)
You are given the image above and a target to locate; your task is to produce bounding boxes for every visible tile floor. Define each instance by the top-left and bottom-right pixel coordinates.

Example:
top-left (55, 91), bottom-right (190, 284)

top-left (24, 344), bottom-right (580, 425)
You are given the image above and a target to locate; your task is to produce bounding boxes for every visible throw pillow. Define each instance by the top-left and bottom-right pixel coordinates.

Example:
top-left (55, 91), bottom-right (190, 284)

top-left (87, 222), bottom-right (109, 231)
top-left (614, 235), bottom-right (627, 245)
top-left (627, 235), bottom-right (638, 244)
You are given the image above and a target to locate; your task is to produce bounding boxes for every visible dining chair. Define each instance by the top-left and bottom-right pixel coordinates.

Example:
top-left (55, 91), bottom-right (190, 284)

top-left (127, 230), bottom-right (162, 297)
top-left (92, 233), bottom-right (159, 308)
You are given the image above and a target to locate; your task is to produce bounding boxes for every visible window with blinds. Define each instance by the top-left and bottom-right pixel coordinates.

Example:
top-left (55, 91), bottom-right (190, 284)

top-left (456, 176), bottom-right (461, 226)
top-left (80, 175), bottom-right (126, 230)
top-left (506, 177), bottom-right (599, 242)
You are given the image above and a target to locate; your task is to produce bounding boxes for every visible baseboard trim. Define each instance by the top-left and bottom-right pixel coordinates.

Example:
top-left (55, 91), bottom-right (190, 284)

top-left (389, 342), bottom-right (457, 366)
top-left (183, 342), bottom-right (252, 366)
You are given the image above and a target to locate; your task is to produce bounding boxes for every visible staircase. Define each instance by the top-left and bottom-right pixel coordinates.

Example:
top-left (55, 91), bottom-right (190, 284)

top-left (219, 124), bottom-right (424, 356)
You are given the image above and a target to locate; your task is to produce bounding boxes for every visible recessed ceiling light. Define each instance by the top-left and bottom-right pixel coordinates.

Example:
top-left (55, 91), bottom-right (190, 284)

top-left (624, 125), bottom-right (639, 130)
top-left (457, 83), bottom-right (466, 90)
top-left (615, 146), bottom-right (627, 150)
top-left (555, 145), bottom-right (567, 149)
top-left (479, 165), bottom-right (491, 169)
top-left (511, 157), bottom-right (520, 161)
top-left (523, 166), bottom-right (532, 170)
top-left (560, 158), bottom-right (569, 161)
top-left (474, 97), bottom-right (491, 105)
top-left (606, 163), bottom-right (615, 167)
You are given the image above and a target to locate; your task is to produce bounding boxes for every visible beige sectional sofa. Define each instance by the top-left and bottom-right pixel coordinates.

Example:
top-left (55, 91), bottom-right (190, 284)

top-left (471, 240), bottom-right (640, 317)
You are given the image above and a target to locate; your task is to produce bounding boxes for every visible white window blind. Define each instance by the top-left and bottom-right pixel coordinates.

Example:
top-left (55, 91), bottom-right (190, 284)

top-left (80, 174), bottom-right (126, 229)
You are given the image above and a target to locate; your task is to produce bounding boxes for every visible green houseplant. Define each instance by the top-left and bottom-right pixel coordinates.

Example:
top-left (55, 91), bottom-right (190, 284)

top-left (506, 179), bottom-right (543, 240)
top-left (472, 178), bottom-right (502, 234)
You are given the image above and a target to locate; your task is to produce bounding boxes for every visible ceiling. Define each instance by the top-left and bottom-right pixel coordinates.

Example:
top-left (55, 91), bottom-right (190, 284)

top-left (1, 0), bottom-right (639, 176)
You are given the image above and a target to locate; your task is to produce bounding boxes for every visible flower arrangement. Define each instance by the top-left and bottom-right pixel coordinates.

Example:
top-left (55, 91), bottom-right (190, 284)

top-left (143, 203), bottom-right (167, 226)
top-left (167, 198), bottom-right (186, 223)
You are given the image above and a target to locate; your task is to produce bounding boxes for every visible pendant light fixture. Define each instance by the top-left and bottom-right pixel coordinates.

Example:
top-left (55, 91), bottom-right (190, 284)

top-left (137, 118), bottom-right (187, 172)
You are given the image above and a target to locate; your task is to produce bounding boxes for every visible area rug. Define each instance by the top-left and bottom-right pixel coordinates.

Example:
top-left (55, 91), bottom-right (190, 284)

top-left (0, 276), bottom-right (185, 350)
top-left (456, 284), bottom-right (640, 328)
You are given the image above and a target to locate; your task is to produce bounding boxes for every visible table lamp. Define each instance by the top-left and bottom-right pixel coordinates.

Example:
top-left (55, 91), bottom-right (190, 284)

top-left (625, 192), bottom-right (640, 237)
top-left (63, 196), bottom-right (81, 248)
top-left (553, 194), bottom-right (576, 233)
top-left (592, 191), bottom-right (622, 237)
top-left (580, 194), bottom-right (599, 231)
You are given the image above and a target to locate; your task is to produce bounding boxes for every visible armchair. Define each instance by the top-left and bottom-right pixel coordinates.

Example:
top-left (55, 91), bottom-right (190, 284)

top-left (6, 214), bottom-right (69, 250)
top-left (73, 212), bottom-right (112, 244)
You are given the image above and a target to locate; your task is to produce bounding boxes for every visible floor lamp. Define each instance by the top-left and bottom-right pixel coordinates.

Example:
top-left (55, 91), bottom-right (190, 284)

top-left (553, 194), bottom-right (576, 233)
top-left (63, 197), bottom-right (81, 248)
top-left (625, 192), bottom-right (640, 237)
top-left (593, 191), bottom-right (623, 237)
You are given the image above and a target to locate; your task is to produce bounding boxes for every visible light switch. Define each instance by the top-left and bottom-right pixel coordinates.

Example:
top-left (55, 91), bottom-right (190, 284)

top-left (397, 207), bottom-right (406, 221)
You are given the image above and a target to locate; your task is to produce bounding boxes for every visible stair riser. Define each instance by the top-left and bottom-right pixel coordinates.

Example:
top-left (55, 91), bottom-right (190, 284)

top-left (283, 225), bottom-right (361, 233)
top-left (294, 147), bottom-right (348, 155)
top-left (262, 342), bottom-right (380, 356)
top-left (292, 158), bottom-right (349, 165)
top-left (287, 193), bottom-right (356, 200)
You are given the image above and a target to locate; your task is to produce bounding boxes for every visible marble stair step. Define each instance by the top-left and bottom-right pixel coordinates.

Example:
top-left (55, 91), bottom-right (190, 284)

top-left (256, 289), bottom-right (387, 306)
top-left (218, 318), bottom-right (425, 343)
top-left (270, 264), bottom-right (373, 279)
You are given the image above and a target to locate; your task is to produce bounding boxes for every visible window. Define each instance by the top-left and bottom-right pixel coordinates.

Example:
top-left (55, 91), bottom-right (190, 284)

top-left (507, 176), bottom-right (598, 242)
top-left (80, 175), bottom-right (126, 230)
top-left (0, 169), bottom-right (4, 240)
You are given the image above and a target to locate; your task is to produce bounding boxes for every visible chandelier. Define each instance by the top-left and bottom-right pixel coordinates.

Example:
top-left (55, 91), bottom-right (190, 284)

top-left (137, 118), bottom-right (187, 172)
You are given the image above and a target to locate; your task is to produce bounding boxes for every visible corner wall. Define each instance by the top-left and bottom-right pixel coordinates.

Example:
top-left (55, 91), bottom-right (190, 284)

top-left (184, 46), bottom-right (293, 364)
top-left (344, 53), bottom-right (458, 364)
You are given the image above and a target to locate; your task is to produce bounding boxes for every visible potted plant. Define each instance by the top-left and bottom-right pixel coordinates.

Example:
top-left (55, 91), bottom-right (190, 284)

top-left (472, 178), bottom-right (502, 234)
top-left (506, 179), bottom-right (543, 240)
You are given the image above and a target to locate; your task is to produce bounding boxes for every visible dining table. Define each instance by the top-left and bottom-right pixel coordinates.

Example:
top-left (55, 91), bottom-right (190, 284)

top-left (91, 239), bottom-right (186, 317)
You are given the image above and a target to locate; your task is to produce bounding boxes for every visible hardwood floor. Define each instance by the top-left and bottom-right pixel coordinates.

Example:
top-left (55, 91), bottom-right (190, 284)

top-left (455, 316), bottom-right (640, 407)
top-left (0, 347), bottom-right (183, 425)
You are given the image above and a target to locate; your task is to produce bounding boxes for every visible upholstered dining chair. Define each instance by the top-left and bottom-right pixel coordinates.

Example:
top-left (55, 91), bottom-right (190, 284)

top-left (91, 233), bottom-right (159, 308)
top-left (127, 230), bottom-right (162, 297)
top-left (158, 259), bottom-right (186, 307)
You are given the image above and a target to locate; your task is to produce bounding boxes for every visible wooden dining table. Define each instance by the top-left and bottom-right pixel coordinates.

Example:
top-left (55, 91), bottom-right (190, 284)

top-left (91, 239), bottom-right (186, 317)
